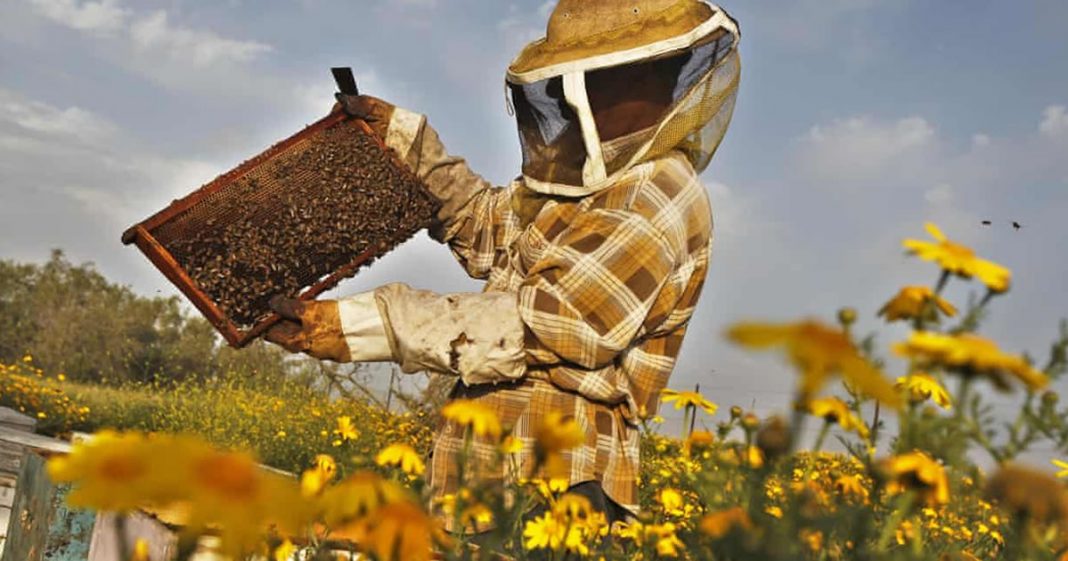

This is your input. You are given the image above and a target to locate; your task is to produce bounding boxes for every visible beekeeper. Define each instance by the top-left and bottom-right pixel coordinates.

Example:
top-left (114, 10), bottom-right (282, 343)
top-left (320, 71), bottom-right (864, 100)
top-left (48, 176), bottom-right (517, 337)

top-left (266, 0), bottom-right (741, 528)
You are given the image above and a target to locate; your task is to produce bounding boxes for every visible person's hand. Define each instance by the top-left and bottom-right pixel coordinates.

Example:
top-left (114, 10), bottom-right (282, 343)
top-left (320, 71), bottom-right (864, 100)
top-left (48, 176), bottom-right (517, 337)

top-left (263, 295), bottom-right (352, 363)
top-left (332, 93), bottom-right (394, 139)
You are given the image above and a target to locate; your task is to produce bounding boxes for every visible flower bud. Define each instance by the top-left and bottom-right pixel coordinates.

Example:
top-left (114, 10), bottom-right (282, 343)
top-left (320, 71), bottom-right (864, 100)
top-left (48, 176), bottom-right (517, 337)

top-left (741, 413), bottom-right (760, 431)
top-left (837, 307), bottom-right (857, 327)
top-left (756, 416), bottom-right (791, 463)
top-left (1041, 391), bottom-right (1059, 407)
top-left (730, 406), bottom-right (743, 420)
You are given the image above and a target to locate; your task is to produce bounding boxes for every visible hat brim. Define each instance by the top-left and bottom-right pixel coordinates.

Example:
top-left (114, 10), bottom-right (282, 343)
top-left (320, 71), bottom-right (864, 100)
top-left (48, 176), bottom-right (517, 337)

top-left (508, 1), bottom-right (733, 83)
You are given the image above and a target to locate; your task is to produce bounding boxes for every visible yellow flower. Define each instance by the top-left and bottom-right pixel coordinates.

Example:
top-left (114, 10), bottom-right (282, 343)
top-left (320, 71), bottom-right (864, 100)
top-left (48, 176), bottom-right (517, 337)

top-left (660, 388), bottom-right (719, 415)
top-left (700, 507), bottom-right (753, 539)
top-left (650, 523), bottom-right (684, 557)
top-left (334, 416), bottom-right (359, 441)
top-left (896, 373), bottom-right (953, 409)
top-left (903, 222), bottom-right (1011, 292)
top-left (746, 446), bottom-right (765, 469)
top-left (893, 331), bottom-right (1048, 391)
top-left (806, 397), bottom-right (869, 438)
top-left (500, 435), bottom-right (524, 455)
top-left (363, 501), bottom-right (437, 561)
top-left (1053, 459), bottom-right (1068, 478)
top-left (318, 471), bottom-right (409, 527)
top-left (833, 475), bottom-right (870, 503)
top-left (375, 443), bottom-right (426, 476)
top-left (436, 489), bottom-right (493, 530)
top-left (273, 539), bottom-right (297, 561)
top-left (727, 320), bottom-right (901, 407)
top-left (534, 410), bottom-right (584, 455)
top-left (657, 488), bottom-right (686, 516)
top-left (300, 455), bottom-right (337, 498)
top-left (132, 538), bottom-right (151, 561)
top-left (881, 451), bottom-right (950, 506)
top-left (523, 493), bottom-right (607, 555)
top-left (765, 505), bottom-right (783, 519)
top-left (441, 399), bottom-right (502, 440)
top-left (878, 285), bottom-right (958, 322)
top-left (46, 431), bottom-right (182, 511)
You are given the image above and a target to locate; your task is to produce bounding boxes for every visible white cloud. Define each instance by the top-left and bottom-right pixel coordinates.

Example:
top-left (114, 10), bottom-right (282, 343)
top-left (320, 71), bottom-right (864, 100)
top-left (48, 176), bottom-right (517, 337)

top-left (1039, 105), bottom-right (1068, 138)
top-left (129, 10), bottom-right (272, 67)
top-left (796, 116), bottom-right (937, 186)
top-left (29, 0), bottom-right (128, 35)
top-left (0, 88), bottom-right (116, 143)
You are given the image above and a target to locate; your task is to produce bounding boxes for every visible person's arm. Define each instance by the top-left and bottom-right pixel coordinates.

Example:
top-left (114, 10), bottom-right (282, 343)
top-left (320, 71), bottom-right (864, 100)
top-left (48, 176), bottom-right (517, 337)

top-left (375, 103), bottom-right (512, 280)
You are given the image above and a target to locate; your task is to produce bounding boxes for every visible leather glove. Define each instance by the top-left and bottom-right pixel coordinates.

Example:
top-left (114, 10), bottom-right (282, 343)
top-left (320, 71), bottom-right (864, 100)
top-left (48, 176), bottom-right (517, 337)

top-left (263, 296), bottom-right (352, 363)
top-left (332, 94), bottom-right (394, 140)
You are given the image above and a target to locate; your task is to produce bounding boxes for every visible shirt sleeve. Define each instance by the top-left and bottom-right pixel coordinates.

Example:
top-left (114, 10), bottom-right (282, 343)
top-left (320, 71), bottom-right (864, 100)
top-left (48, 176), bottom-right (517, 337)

top-left (384, 107), bottom-right (510, 280)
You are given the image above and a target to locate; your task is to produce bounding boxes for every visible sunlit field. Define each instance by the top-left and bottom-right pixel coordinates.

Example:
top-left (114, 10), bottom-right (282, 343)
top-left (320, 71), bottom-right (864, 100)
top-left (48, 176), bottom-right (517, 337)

top-left (5, 222), bottom-right (1068, 560)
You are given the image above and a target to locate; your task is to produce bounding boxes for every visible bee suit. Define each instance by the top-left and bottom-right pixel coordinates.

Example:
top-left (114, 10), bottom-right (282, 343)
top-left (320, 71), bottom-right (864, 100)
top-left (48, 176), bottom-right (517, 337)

top-left (266, 0), bottom-right (741, 528)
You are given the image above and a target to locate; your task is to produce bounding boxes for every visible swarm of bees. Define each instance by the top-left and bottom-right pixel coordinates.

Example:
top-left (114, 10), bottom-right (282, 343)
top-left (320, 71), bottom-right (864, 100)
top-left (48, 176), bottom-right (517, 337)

top-left (154, 123), bottom-right (438, 327)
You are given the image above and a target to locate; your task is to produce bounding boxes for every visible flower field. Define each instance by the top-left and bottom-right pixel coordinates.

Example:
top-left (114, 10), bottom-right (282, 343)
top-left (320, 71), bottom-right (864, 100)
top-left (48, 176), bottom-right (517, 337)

top-left (4, 222), bottom-right (1068, 561)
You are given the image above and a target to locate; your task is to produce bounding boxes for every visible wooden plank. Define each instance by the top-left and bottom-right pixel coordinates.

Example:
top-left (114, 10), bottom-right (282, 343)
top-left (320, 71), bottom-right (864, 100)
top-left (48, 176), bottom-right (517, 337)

top-left (1, 452), bottom-right (50, 561)
top-left (0, 452), bottom-right (96, 561)
top-left (0, 427), bottom-right (71, 456)
top-left (89, 511), bottom-right (178, 561)
top-left (0, 409), bottom-right (35, 433)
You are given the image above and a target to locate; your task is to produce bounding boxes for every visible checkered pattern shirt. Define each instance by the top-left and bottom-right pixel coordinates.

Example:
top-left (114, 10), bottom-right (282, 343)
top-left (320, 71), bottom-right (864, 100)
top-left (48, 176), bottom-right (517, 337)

top-left (384, 110), bottom-right (713, 528)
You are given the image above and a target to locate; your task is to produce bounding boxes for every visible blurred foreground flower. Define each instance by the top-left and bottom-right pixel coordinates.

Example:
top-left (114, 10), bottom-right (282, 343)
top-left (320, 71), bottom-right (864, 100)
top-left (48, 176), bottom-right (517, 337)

top-left (1053, 459), bottom-right (1068, 478)
top-left (727, 320), bottom-right (901, 407)
top-left (534, 410), bottom-right (584, 477)
top-left (903, 222), bottom-right (1011, 293)
top-left (807, 397), bottom-right (870, 439)
top-left (441, 399), bottom-right (502, 440)
top-left (896, 373), bottom-right (953, 409)
top-left (880, 451), bottom-right (950, 506)
top-left (878, 285), bottom-right (958, 323)
top-left (893, 331), bottom-right (1048, 391)
top-left (375, 443), bottom-right (426, 476)
top-left (985, 464), bottom-right (1068, 538)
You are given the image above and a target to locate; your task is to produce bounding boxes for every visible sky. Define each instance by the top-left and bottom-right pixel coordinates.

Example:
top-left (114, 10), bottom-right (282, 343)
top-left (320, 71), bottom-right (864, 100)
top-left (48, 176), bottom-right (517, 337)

top-left (2, 0), bottom-right (1067, 459)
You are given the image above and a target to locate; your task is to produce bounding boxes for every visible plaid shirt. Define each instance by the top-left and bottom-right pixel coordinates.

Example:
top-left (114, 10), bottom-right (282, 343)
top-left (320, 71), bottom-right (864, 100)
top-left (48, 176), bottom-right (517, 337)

top-left (383, 109), bottom-right (712, 528)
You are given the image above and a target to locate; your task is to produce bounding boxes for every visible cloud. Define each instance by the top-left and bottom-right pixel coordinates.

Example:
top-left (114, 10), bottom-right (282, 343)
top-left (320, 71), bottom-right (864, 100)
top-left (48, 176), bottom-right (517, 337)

top-left (0, 88), bottom-right (117, 143)
top-left (129, 10), bottom-right (272, 67)
top-left (796, 116), bottom-right (937, 187)
top-left (1039, 105), bottom-right (1068, 138)
top-left (0, 87), bottom-right (221, 291)
top-left (29, 0), bottom-right (128, 35)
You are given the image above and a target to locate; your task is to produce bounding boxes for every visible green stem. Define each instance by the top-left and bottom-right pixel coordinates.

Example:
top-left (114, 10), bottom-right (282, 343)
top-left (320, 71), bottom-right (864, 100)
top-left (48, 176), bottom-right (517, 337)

top-left (812, 421), bottom-right (831, 453)
top-left (874, 493), bottom-right (916, 551)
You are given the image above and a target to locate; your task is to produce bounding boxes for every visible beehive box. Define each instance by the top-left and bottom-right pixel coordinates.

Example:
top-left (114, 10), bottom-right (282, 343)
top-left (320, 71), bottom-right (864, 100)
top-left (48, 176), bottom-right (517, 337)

top-left (122, 111), bottom-right (438, 347)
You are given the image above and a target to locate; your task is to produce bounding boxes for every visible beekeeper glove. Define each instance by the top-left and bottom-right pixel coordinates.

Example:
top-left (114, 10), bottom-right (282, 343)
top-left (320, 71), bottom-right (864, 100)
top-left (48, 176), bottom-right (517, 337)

top-left (263, 293), bottom-right (392, 364)
top-left (332, 94), bottom-right (394, 141)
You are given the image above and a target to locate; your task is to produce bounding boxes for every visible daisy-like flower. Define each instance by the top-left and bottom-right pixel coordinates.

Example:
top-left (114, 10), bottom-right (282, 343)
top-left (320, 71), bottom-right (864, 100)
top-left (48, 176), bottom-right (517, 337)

top-left (880, 451), bottom-right (950, 506)
top-left (300, 454), bottom-right (337, 497)
top-left (1052, 459), bottom-right (1068, 479)
top-left (878, 285), bottom-right (958, 323)
top-left (727, 320), bottom-right (901, 407)
top-left (363, 501), bottom-right (439, 561)
top-left (533, 410), bottom-right (584, 478)
top-left (903, 222), bottom-right (1011, 293)
top-left (441, 399), bottom-right (502, 440)
top-left (806, 397), bottom-right (869, 438)
top-left (893, 331), bottom-right (1048, 391)
top-left (896, 373), bottom-right (953, 409)
top-left (660, 388), bottom-right (719, 415)
top-left (834, 474), bottom-right (870, 503)
top-left (318, 471), bottom-right (410, 527)
top-left (657, 488), bottom-right (686, 516)
top-left (334, 416), bottom-right (359, 441)
top-left (375, 443), bottom-right (426, 476)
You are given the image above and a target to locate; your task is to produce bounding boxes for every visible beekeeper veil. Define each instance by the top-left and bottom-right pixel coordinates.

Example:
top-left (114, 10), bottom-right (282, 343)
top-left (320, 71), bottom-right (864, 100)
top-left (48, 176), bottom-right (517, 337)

top-left (506, 0), bottom-right (741, 197)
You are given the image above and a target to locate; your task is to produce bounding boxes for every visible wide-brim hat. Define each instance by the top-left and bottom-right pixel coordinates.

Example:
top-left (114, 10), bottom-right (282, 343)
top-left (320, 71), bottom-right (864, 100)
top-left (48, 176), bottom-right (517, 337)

top-left (507, 0), bottom-right (738, 84)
